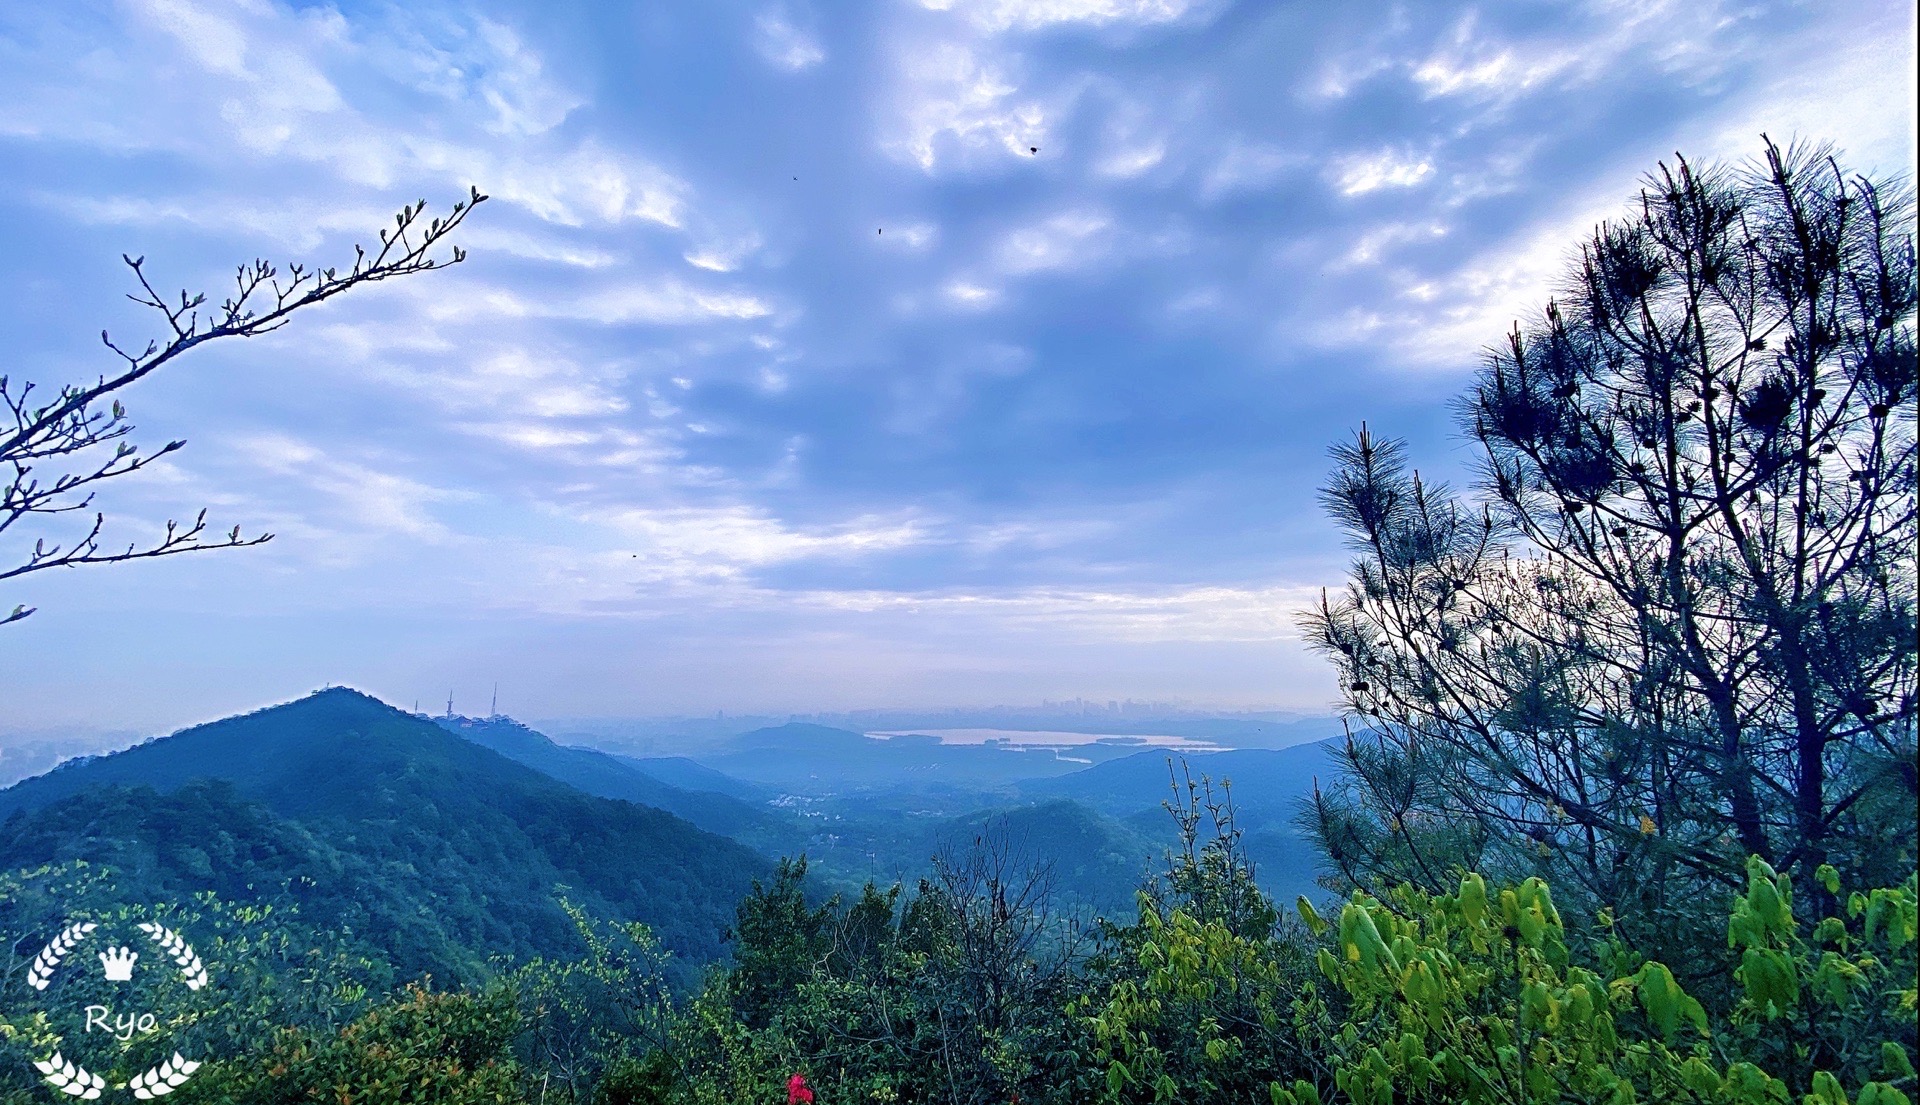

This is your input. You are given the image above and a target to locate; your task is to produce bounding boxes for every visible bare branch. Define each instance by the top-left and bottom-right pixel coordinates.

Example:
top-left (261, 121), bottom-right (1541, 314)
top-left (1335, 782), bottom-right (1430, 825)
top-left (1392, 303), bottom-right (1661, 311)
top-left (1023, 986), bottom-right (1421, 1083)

top-left (2, 189), bottom-right (486, 621)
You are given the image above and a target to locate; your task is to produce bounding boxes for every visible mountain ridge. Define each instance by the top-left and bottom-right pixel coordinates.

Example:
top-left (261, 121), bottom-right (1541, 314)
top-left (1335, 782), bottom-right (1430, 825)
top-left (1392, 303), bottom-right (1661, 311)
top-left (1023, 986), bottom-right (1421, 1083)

top-left (0, 688), bottom-right (770, 977)
top-left (428, 712), bottom-right (781, 843)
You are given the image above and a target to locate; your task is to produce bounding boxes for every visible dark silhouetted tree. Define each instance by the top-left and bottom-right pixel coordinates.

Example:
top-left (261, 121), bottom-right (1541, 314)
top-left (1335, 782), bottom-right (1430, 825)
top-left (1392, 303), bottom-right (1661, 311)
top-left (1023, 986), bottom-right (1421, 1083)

top-left (1303, 138), bottom-right (1916, 956)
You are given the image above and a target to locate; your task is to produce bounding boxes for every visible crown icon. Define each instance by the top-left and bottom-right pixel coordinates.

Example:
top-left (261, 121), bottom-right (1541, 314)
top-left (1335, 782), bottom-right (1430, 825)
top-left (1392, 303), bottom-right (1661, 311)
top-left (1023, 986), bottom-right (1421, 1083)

top-left (99, 947), bottom-right (138, 982)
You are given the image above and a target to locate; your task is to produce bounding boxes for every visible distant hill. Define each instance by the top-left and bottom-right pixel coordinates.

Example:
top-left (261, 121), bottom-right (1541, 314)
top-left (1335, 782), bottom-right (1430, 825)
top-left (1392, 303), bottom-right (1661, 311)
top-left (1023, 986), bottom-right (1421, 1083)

top-left (0, 689), bottom-right (770, 980)
top-left (612, 755), bottom-right (769, 801)
top-left (1018, 742), bottom-right (1340, 827)
top-left (926, 800), bottom-right (1162, 917)
top-left (1019, 743), bottom-right (1342, 905)
top-left (431, 714), bottom-right (782, 843)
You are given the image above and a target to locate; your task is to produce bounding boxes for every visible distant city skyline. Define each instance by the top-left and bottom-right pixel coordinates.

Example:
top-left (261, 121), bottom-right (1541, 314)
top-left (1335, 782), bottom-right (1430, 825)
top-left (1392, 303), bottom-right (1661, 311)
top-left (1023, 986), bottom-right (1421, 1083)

top-left (2, 0), bottom-right (1913, 732)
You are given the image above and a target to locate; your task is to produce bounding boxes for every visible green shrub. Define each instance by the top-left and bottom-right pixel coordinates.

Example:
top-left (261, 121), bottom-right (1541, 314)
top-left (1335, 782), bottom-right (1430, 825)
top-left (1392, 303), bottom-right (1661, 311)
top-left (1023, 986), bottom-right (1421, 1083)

top-left (1278, 859), bottom-right (1917, 1105)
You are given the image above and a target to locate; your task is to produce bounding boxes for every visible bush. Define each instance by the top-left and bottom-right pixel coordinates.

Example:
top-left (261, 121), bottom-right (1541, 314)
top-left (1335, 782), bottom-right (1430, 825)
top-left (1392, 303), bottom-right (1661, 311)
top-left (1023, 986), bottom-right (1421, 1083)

top-left (1281, 859), bottom-right (1917, 1105)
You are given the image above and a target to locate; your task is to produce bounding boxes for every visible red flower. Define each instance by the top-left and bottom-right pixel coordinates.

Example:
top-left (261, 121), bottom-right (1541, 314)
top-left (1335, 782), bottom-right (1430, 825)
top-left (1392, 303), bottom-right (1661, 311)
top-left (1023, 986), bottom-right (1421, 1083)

top-left (788, 1073), bottom-right (815, 1104)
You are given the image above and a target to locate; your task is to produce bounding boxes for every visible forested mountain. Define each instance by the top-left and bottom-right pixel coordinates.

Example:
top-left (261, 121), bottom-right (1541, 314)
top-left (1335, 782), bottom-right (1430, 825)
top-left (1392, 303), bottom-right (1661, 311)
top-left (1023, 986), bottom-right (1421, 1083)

top-left (431, 713), bottom-right (784, 843)
top-left (1021, 741), bottom-right (1339, 828)
top-left (0, 689), bottom-right (1337, 980)
top-left (926, 799), bottom-right (1162, 915)
top-left (1006, 744), bottom-right (1341, 904)
top-left (0, 689), bottom-right (768, 979)
top-left (611, 754), bottom-right (770, 801)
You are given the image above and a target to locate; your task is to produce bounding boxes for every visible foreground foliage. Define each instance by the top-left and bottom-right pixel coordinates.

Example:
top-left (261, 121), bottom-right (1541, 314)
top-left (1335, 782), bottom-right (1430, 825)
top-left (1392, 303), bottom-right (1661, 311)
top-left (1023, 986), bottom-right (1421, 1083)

top-left (1303, 138), bottom-right (1917, 964)
top-left (13, 835), bottom-right (1908, 1105)
top-left (1281, 858), bottom-right (1916, 1105)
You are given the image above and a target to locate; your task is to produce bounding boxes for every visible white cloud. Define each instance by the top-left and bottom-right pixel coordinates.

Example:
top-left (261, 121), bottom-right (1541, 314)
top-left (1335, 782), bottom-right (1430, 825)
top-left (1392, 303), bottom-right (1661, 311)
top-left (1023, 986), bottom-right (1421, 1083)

top-left (570, 283), bottom-right (774, 325)
top-left (466, 349), bottom-right (628, 418)
top-left (1331, 148), bottom-right (1436, 195)
top-left (600, 506), bottom-right (927, 579)
top-left (468, 423), bottom-right (602, 450)
top-left (919, 0), bottom-right (1213, 34)
top-left (1309, 1), bottom-right (1758, 117)
top-left (886, 42), bottom-right (1051, 170)
top-left (1310, 52), bottom-right (1398, 101)
top-left (357, 9), bottom-right (581, 136)
top-left (754, 9), bottom-right (826, 71)
top-left (3, 1), bottom-right (688, 232)
top-left (1339, 220), bottom-right (1449, 267)
top-left (1309, 1), bottom-right (1916, 374)
top-left (460, 226), bottom-right (621, 269)
top-left (1682, 8), bottom-right (1915, 179)
top-left (1307, 176), bottom-right (1620, 367)
top-left (237, 433), bottom-right (470, 544)
top-left (130, 0), bottom-right (345, 101)
top-left (475, 141), bottom-right (688, 229)
top-left (34, 192), bottom-right (394, 251)
top-left (1162, 287), bottom-right (1223, 316)
top-left (439, 281), bottom-right (774, 325)
top-left (683, 233), bottom-right (765, 272)
top-left (1096, 141), bottom-right (1166, 178)
top-left (468, 19), bottom-right (583, 135)
top-left (995, 209), bottom-right (1112, 273)
top-left (877, 221), bottom-right (941, 249)
top-left (1411, 48), bottom-right (1575, 100)
top-left (791, 582), bottom-right (1317, 642)
top-left (943, 280), bottom-right (1004, 309)
top-left (1409, 12), bottom-right (1576, 101)
top-left (290, 333), bottom-right (647, 455)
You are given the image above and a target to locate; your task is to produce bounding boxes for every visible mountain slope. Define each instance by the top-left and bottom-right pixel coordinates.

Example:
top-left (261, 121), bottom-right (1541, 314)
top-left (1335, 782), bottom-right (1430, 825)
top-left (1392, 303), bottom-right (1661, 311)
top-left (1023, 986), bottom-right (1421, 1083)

top-left (1019, 742), bottom-right (1340, 827)
top-left (927, 800), bottom-right (1162, 916)
top-left (432, 714), bottom-right (781, 842)
top-left (1022, 744), bottom-right (1341, 905)
top-left (613, 755), bottom-right (769, 802)
top-left (0, 689), bottom-right (769, 979)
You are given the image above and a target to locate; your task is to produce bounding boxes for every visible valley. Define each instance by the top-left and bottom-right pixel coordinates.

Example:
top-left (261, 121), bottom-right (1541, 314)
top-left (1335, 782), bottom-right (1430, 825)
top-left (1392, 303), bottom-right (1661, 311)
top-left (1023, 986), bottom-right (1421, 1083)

top-left (1, 688), bottom-right (1338, 993)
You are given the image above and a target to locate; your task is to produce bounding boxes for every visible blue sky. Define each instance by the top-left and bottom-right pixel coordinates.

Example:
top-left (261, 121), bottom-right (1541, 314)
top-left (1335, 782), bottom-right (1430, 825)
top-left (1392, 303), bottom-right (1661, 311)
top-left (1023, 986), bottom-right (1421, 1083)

top-left (1, 0), bottom-right (1913, 733)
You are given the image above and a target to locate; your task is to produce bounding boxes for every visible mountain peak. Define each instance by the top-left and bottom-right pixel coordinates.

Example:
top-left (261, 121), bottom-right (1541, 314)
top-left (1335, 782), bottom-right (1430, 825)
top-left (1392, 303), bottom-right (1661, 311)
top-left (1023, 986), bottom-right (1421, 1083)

top-left (300, 684), bottom-right (401, 712)
top-left (0, 688), bottom-right (770, 977)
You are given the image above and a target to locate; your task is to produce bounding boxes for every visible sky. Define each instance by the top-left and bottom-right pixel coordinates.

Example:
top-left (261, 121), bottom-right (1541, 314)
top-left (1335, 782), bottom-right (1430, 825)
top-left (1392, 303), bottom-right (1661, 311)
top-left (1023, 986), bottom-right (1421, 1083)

top-left (0, 0), bottom-right (1913, 734)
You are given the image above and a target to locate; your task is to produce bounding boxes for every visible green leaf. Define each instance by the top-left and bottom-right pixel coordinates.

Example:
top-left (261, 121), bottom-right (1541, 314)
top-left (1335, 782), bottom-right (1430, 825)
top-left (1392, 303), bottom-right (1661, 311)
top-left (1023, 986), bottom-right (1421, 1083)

top-left (1634, 962), bottom-right (1707, 1040)
top-left (1806, 1070), bottom-right (1847, 1105)
top-left (1298, 896), bottom-right (1328, 935)
top-left (1883, 1042), bottom-right (1917, 1081)
top-left (1459, 872), bottom-right (1488, 927)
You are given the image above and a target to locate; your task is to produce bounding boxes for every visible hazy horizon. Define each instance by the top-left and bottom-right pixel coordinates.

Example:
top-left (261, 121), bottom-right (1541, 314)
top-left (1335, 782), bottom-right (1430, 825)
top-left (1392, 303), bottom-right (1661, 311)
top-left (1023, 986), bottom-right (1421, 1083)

top-left (0, 688), bottom-right (1339, 791)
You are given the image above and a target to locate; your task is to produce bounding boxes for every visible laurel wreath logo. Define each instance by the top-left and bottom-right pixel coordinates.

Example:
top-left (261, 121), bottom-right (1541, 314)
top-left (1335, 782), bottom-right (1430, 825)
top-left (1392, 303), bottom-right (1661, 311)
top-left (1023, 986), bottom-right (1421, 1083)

top-left (33, 1052), bottom-right (106, 1099)
top-left (126, 1053), bottom-right (202, 1100)
top-left (135, 923), bottom-right (207, 991)
top-left (25, 918), bottom-right (213, 1099)
top-left (27, 922), bottom-right (99, 991)
top-left (26, 913), bottom-right (98, 989)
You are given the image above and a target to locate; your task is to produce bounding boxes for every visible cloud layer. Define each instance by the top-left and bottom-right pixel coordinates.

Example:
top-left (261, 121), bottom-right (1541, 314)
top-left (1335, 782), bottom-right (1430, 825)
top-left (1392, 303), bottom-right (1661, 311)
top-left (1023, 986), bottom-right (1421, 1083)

top-left (0, 0), bottom-right (1911, 729)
